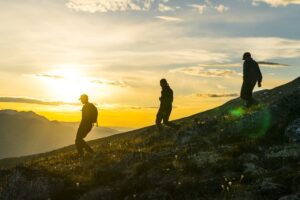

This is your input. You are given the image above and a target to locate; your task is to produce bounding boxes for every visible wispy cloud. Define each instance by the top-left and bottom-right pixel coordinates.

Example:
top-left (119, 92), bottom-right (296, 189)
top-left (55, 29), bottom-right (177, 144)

top-left (215, 4), bottom-right (229, 13)
top-left (0, 97), bottom-right (79, 106)
top-left (91, 79), bottom-right (129, 87)
top-left (216, 84), bottom-right (227, 90)
top-left (257, 61), bottom-right (289, 68)
top-left (158, 3), bottom-right (175, 12)
top-left (252, 0), bottom-right (300, 7)
top-left (65, 0), bottom-right (231, 14)
top-left (34, 73), bottom-right (130, 88)
top-left (196, 93), bottom-right (239, 98)
top-left (189, 4), bottom-right (207, 14)
top-left (36, 74), bottom-right (64, 79)
top-left (170, 67), bottom-right (241, 78)
top-left (66, 0), bottom-right (143, 13)
top-left (190, 2), bottom-right (229, 14)
top-left (155, 16), bottom-right (184, 22)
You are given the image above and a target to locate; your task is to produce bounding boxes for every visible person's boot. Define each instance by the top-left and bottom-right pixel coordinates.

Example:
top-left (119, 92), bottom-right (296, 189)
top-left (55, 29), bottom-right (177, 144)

top-left (245, 100), bottom-right (252, 108)
top-left (156, 124), bottom-right (163, 132)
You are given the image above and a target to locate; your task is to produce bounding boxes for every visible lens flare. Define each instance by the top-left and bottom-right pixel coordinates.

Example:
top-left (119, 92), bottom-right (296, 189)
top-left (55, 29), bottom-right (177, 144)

top-left (229, 105), bottom-right (271, 139)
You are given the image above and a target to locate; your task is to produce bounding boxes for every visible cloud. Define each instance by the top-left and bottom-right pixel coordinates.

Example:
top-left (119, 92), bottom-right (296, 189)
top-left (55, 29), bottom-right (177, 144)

top-left (189, 4), bottom-right (207, 14)
top-left (195, 63), bottom-right (240, 68)
top-left (66, 0), bottom-right (143, 13)
top-left (196, 93), bottom-right (238, 98)
top-left (190, 2), bottom-right (229, 14)
top-left (91, 79), bottom-right (129, 87)
top-left (155, 16), bottom-right (184, 22)
top-left (216, 84), bottom-right (227, 89)
top-left (36, 74), bottom-right (64, 79)
top-left (170, 67), bottom-right (241, 78)
top-left (0, 97), bottom-right (79, 106)
top-left (215, 4), bottom-right (229, 13)
top-left (252, 0), bottom-right (300, 7)
top-left (65, 0), bottom-right (230, 13)
top-left (158, 3), bottom-right (175, 12)
top-left (257, 61), bottom-right (289, 68)
top-left (34, 72), bottom-right (130, 88)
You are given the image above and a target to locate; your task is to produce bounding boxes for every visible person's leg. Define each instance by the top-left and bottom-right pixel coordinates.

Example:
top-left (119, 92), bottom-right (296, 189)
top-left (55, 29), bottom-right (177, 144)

top-left (163, 105), bottom-right (177, 128)
top-left (241, 81), bottom-right (256, 107)
top-left (81, 140), bottom-right (94, 153)
top-left (247, 82), bottom-right (258, 107)
top-left (75, 124), bottom-right (93, 157)
top-left (81, 124), bottom-right (94, 154)
top-left (156, 107), bottom-right (164, 131)
top-left (75, 136), bottom-right (84, 157)
top-left (240, 81), bottom-right (248, 101)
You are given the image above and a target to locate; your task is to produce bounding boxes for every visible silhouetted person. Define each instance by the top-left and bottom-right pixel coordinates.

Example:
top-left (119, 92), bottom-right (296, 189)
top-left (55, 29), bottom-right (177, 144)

top-left (241, 52), bottom-right (263, 107)
top-left (76, 94), bottom-right (98, 158)
top-left (156, 79), bottom-right (177, 131)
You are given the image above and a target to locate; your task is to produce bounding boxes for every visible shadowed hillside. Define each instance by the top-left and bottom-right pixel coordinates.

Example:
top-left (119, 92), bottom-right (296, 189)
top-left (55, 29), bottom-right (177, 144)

top-left (0, 77), bottom-right (300, 200)
top-left (0, 110), bottom-right (121, 159)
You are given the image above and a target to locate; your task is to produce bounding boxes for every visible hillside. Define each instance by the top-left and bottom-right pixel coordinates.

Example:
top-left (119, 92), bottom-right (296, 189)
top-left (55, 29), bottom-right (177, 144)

top-left (0, 110), bottom-right (121, 159)
top-left (0, 77), bottom-right (300, 200)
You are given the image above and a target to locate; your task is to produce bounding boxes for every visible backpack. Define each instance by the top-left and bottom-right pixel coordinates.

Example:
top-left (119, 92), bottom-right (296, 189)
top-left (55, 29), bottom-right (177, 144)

top-left (88, 103), bottom-right (98, 124)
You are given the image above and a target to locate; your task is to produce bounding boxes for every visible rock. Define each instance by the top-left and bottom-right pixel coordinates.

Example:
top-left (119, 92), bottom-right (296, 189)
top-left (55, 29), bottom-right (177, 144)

top-left (191, 152), bottom-right (219, 167)
top-left (285, 118), bottom-right (300, 143)
top-left (1, 166), bottom-right (65, 200)
top-left (239, 153), bottom-right (259, 162)
top-left (266, 145), bottom-right (300, 159)
top-left (243, 163), bottom-right (265, 176)
top-left (279, 194), bottom-right (300, 200)
top-left (256, 179), bottom-right (286, 196)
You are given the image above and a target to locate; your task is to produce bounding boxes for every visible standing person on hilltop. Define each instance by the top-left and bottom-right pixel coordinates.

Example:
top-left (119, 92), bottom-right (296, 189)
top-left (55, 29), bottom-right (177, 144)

top-left (75, 94), bottom-right (98, 158)
top-left (156, 79), bottom-right (178, 131)
top-left (241, 52), bottom-right (263, 107)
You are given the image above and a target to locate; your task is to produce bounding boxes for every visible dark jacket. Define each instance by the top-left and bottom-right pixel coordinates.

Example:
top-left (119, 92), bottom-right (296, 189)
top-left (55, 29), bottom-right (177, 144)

top-left (243, 58), bottom-right (262, 83)
top-left (160, 86), bottom-right (173, 107)
top-left (81, 103), bottom-right (94, 124)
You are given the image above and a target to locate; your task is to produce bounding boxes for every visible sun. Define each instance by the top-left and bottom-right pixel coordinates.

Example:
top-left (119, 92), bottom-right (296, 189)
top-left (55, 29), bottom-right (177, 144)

top-left (40, 66), bottom-right (105, 103)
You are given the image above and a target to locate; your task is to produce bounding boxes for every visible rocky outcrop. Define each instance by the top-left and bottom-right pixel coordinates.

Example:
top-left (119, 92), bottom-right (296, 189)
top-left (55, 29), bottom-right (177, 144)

top-left (285, 118), bottom-right (300, 143)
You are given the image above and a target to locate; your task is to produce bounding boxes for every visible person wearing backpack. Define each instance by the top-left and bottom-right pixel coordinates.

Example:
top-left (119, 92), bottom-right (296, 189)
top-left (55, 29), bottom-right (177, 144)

top-left (241, 52), bottom-right (263, 107)
top-left (75, 94), bottom-right (98, 158)
top-left (156, 79), bottom-right (178, 131)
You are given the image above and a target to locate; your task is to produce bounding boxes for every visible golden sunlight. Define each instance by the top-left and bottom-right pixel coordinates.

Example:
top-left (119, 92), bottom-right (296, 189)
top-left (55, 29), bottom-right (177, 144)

top-left (39, 65), bottom-right (110, 102)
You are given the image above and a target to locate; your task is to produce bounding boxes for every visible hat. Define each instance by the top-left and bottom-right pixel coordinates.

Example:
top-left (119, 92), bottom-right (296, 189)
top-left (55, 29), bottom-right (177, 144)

top-left (79, 94), bottom-right (88, 100)
top-left (243, 52), bottom-right (251, 60)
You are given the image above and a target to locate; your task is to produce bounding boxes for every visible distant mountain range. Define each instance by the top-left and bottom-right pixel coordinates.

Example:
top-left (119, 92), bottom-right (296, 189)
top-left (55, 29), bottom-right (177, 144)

top-left (0, 110), bottom-right (127, 159)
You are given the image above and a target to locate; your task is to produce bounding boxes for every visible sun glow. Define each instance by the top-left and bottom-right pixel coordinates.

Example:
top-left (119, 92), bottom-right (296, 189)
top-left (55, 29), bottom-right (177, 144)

top-left (39, 65), bottom-right (108, 102)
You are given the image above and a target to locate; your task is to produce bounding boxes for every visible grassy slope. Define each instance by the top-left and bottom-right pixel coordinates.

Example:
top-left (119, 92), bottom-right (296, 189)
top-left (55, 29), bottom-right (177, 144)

top-left (1, 77), bottom-right (300, 200)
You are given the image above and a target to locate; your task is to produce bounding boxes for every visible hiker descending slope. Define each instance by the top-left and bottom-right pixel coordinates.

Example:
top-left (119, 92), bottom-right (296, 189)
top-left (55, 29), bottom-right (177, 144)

top-left (75, 94), bottom-right (98, 158)
top-left (156, 79), bottom-right (178, 131)
top-left (241, 52), bottom-right (263, 107)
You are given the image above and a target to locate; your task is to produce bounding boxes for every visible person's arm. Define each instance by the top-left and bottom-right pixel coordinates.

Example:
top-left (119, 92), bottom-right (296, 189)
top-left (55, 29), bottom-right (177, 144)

top-left (256, 62), bottom-right (263, 87)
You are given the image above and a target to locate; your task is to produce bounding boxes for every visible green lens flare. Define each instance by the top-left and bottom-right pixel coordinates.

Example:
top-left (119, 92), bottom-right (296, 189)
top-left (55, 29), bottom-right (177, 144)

top-left (229, 107), bottom-right (246, 117)
top-left (249, 107), bottom-right (271, 139)
top-left (228, 106), bottom-right (271, 139)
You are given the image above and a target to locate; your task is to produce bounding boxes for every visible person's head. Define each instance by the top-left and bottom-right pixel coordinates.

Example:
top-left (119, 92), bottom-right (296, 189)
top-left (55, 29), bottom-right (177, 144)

top-left (160, 78), bottom-right (169, 87)
top-left (79, 94), bottom-right (89, 104)
top-left (243, 52), bottom-right (252, 60)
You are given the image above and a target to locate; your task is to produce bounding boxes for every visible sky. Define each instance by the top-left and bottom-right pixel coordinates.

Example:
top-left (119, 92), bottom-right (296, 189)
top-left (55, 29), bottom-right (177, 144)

top-left (0, 0), bottom-right (299, 128)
